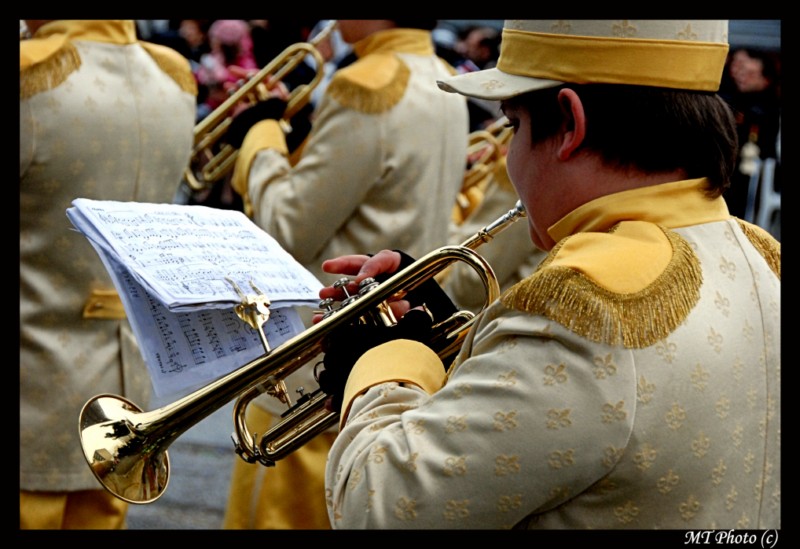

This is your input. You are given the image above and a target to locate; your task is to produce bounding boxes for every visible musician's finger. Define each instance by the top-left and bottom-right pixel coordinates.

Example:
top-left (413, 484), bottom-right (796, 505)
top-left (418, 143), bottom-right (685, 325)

top-left (355, 250), bottom-right (403, 282)
top-left (321, 254), bottom-right (372, 276)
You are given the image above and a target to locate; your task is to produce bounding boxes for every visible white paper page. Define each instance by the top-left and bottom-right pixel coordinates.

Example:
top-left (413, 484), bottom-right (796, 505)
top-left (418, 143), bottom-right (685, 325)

top-left (67, 199), bottom-right (323, 311)
top-left (104, 250), bottom-right (306, 399)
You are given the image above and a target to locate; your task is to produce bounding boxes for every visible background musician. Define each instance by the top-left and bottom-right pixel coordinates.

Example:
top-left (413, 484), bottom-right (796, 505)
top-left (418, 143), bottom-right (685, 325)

top-left (20, 20), bottom-right (196, 529)
top-left (221, 19), bottom-right (470, 529)
top-left (315, 20), bottom-right (780, 529)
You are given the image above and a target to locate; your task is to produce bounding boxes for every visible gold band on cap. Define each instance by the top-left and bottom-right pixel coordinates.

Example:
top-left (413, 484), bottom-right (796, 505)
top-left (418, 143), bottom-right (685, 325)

top-left (498, 28), bottom-right (729, 92)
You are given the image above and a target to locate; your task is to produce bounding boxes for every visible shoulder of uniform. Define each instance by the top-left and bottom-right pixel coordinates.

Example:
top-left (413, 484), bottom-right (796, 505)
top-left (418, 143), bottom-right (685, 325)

top-left (20, 35), bottom-right (81, 100)
top-left (326, 53), bottom-right (410, 114)
top-left (736, 218), bottom-right (781, 279)
top-left (501, 222), bottom-right (702, 349)
top-left (139, 41), bottom-right (198, 97)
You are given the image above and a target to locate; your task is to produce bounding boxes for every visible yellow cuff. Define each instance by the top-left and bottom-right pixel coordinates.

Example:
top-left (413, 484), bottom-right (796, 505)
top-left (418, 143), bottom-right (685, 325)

top-left (82, 289), bottom-right (126, 320)
top-left (231, 119), bottom-right (289, 211)
top-left (339, 339), bottom-right (445, 428)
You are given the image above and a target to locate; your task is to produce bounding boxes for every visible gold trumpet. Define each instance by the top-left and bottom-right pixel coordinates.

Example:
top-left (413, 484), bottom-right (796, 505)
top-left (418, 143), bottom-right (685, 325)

top-left (184, 21), bottom-right (337, 192)
top-left (453, 116), bottom-right (513, 225)
top-left (78, 201), bottom-right (527, 504)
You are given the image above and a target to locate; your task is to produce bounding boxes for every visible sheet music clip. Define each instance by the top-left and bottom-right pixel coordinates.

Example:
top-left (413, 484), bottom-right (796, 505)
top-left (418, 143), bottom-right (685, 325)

top-left (226, 277), bottom-right (272, 354)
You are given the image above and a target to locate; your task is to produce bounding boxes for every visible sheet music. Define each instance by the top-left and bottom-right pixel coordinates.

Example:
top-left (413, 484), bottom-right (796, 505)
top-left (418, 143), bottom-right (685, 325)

top-left (67, 199), bottom-right (322, 311)
top-left (66, 199), bottom-right (325, 398)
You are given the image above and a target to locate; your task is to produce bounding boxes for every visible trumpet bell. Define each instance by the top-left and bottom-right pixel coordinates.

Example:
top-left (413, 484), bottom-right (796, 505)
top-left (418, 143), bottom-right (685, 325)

top-left (79, 394), bottom-right (169, 504)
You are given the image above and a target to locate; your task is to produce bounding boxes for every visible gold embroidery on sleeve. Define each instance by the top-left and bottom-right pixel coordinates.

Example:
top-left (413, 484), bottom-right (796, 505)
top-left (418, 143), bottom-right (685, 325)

top-left (496, 370), bottom-right (518, 386)
top-left (725, 486), bottom-right (738, 510)
top-left (493, 411), bottom-right (519, 431)
top-left (711, 459), bottom-right (727, 485)
top-left (655, 339), bottom-right (677, 363)
top-left (719, 255), bottom-right (736, 281)
top-left (633, 443), bottom-right (657, 471)
top-left (452, 382), bottom-right (473, 398)
top-left (665, 402), bottom-right (686, 430)
top-left (715, 395), bottom-right (731, 419)
top-left (679, 494), bottom-right (701, 520)
top-left (546, 409), bottom-right (572, 429)
top-left (394, 497), bottom-right (418, 521)
top-left (543, 363), bottom-right (568, 385)
top-left (445, 415), bottom-right (468, 433)
top-left (602, 446), bottom-right (625, 468)
top-left (707, 327), bottom-right (724, 353)
top-left (736, 512), bottom-right (751, 529)
top-left (743, 450), bottom-right (754, 473)
top-left (444, 499), bottom-right (470, 520)
top-left (546, 450), bottom-right (575, 470)
top-left (368, 445), bottom-right (388, 464)
top-left (497, 494), bottom-right (523, 513)
top-left (637, 375), bottom-right (656, 404)
top-left (443, 456), bottom-right (467, 476)
top-left (601, 401), bottom-right (627, 423)
top-left (657, 469), bottom-right (680, 493)
top-left (714, 290), bottom-right (731, 317)
top-left (404, 453), bottom-right (419, 473)
top-left (614, 501), bottom-right (640, 524)
top-left (346, 469), bottom-right (362, 490)
top-left (496, 454), bottom-right (522, 475)
top-left (593, 353), bottom-right (618, 379)
top-left (690, 363), bottom-right (710, 391)
top-left (444, 499), bottom-right (469, 520)
top-left (691, 431), bottom-right (711, 457)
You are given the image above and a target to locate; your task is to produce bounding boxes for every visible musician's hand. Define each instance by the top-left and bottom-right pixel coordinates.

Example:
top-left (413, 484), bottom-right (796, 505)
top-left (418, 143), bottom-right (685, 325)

top-left (314, 249), bottom-right (457, 324)
top-left (224, 97), bottom-right (288, 149)
top-left (313, 251), bottom-right (407, 324)
top-left (317, 307), bottom-right (435, 412)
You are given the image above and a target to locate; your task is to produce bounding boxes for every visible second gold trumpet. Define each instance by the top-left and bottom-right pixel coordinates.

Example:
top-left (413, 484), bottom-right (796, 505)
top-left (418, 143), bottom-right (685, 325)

top-left (185, 21), bottom-right (336, 191)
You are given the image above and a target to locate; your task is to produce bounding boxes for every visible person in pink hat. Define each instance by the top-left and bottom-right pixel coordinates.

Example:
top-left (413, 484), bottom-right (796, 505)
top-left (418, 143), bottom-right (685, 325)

top-left (316, 20), bottom-right (780, 530)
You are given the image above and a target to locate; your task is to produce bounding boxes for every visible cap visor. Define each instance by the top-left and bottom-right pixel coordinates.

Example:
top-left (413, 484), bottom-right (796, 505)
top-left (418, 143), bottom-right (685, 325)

top-left (437, 67), bottom-right (562, 101)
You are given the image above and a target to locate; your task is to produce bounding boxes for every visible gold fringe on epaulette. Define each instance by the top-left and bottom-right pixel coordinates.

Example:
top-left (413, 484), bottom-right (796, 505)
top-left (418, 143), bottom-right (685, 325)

top-left (501, 229), bottom-right (703, 349)
top-left (141, 42), bottom-right (198, 97)
top-left (326, 58), bottom-right (410, 114)
top-left (736, 219), bottom-right (781, 279)
top-left (20, 43), bottom-right (81, 100)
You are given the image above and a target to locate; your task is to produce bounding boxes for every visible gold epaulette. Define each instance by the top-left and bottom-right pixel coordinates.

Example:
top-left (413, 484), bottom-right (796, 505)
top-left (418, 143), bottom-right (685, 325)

top-left (326, 53), bottom-right (410, 114)
top-left (736, 219), bottom-right (781, 279)
top-left (20, 37), bottom-right (81, 100)
top-left (140, 41), bottom-right (198, 97)
top-left (501, 223), bottom-right (702, 349)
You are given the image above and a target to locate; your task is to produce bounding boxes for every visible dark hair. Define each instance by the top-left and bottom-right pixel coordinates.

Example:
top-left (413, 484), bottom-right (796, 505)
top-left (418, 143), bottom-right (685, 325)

top-left (508, 84), bottom-right (739, 196)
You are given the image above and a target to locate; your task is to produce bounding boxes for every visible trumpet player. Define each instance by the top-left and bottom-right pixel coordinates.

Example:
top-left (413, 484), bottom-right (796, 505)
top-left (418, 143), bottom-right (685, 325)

top-left (316, 20), bottom-right (780, 529)
top-left (221, 19), bottom-right (469, 529)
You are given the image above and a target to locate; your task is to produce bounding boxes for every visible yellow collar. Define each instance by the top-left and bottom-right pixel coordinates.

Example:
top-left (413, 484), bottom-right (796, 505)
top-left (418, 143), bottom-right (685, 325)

top-left (549, 178), bottom-right (730, 242)
top-left (34, 20), bottom-right (137, 44)
top-left (21, 20), bottom-right (138, 70)
top-left (353, 28), bottom-right (434, 59)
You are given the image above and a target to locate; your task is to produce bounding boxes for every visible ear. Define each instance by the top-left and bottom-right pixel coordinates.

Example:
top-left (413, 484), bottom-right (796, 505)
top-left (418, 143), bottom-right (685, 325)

top-left (556, 88), bottom-right (586, 161)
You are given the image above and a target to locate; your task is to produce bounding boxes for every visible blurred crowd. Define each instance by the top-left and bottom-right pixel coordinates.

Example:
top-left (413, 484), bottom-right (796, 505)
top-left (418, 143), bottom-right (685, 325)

top-left (136, 19), bottom-right (504, 128)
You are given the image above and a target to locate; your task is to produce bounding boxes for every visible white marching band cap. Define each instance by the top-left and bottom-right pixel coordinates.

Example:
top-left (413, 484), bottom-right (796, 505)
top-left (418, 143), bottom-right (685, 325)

top-left (437, 20), bottom-right (730, 100)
